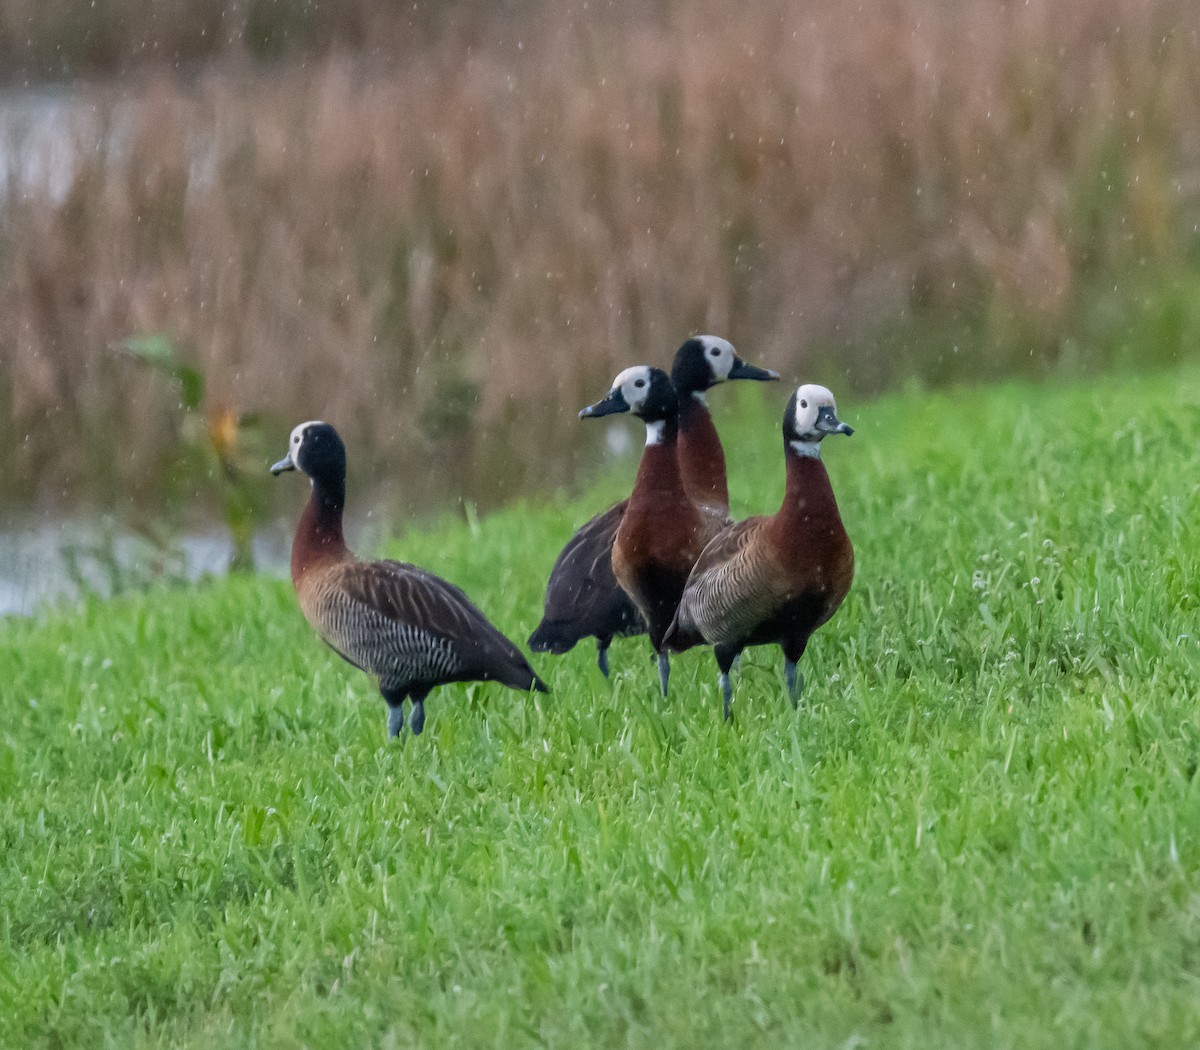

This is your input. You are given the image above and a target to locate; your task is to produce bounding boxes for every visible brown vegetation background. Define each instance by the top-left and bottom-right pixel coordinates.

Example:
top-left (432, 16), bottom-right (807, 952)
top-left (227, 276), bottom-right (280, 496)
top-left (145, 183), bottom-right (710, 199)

top-left (1, 0), bottom-right (1198, 517)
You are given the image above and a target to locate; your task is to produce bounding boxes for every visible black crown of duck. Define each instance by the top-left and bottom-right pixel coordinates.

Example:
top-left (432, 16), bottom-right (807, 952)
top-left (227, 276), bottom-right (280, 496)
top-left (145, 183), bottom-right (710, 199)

top-left (666, 384), bottom-right (854, 720)
top-left (528, 336), bottom-right (777, 678)
top-left (272, 420), bottom-right (547, 738)
top-left (578, 364), bottom-right (732, 697)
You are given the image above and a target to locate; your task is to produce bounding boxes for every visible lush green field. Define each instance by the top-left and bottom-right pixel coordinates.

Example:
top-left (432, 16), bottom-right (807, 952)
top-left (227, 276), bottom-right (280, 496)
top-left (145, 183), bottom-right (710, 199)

top-left (2, 367), bottom-right (1199, 1048)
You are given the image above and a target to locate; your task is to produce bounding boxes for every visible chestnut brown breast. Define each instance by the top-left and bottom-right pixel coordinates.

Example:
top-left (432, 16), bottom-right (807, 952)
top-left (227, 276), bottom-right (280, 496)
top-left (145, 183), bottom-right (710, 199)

top-left (667, 454), bottom-right (853, 655)
top-left (612, 441), bottom-right (728, 649)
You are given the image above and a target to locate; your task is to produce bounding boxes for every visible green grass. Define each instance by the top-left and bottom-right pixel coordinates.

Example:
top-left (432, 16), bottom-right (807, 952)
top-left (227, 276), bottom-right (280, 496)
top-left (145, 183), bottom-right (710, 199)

top-left (2, 366), bottom-right (1200, 1048)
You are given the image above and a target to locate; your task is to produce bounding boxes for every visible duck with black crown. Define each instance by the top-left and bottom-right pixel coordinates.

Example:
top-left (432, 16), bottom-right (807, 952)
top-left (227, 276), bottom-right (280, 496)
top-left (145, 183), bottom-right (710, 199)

top-left (665, 385), bottom-right (854, 720)
top-left (528, 335), bottom-right (777, 676)
top-left (271, 421), bottom-right (547, 738)
top-left (578, 366), bottom-right (729, 697)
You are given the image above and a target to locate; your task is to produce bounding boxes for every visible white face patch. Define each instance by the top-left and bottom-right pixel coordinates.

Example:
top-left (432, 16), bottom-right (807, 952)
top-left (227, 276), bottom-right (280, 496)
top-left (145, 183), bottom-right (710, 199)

top-left (644, 419), bottom-right (667, 446)
top-left (791, 384), bottom-right (837, 438)
top-left (610, 365), bottom-right (655, 411)
top-left (698, 335), bottom-right (737, 382)
top-left (288, 420), bottom-right (325, 476)
top-left (290, 420), bottom-right (324, 448)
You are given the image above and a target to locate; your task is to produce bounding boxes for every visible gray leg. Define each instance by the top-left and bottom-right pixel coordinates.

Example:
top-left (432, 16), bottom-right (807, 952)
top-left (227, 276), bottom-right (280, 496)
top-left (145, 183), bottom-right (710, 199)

top-left (719, 672), bottom-right (733, 721)
top-left (597, 640), bottom-right (611, 679)
top-left (657, 651), bottom-right (671, 697)
top-left (409, 699), bottom-right (426, 736)
top-left (714, 646), bottom-right (741, 721)
top-left (784, 660), bottom-right (805, 707)
top-left (386, 702), bottom-right (406, 738)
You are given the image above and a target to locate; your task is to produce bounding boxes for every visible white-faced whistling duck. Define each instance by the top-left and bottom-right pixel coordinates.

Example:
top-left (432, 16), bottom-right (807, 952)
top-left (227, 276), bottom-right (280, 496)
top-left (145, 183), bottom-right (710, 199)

top-left (271, 421), bottom-right (548, 738)
top-left (665, 385), bottom-right (854, 720)
top-left (577, 366), bottom-right (730, 697)
top-left (528, 336), bottom-right (777, 677)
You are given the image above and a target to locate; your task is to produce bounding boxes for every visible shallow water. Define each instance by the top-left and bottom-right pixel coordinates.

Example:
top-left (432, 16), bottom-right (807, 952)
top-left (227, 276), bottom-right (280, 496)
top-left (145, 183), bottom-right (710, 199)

top-left (0, 518), bottom-right (292, 617)
top-left (0, 86), bottom-right (90, 200)
top-left (0, 507), bottom-right (405, 616)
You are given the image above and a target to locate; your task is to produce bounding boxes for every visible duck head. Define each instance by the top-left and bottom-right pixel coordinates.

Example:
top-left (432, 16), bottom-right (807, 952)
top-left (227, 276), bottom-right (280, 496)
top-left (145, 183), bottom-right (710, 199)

top-left (580, 366), bottom-right (678, 421)
top-left (670, 335), bottom-right (779, 397)
top-left (271, 420), bottom-right (347, 485)
top-left (580, 366), bottom-right (679, 446)
top-left (783, 385), bottom-right (853, 458)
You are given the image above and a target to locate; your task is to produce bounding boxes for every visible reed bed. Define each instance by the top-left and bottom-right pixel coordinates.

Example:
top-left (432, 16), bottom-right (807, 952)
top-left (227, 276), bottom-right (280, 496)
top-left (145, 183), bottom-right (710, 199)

top-left (1, 0), bottom-right (1198, 513)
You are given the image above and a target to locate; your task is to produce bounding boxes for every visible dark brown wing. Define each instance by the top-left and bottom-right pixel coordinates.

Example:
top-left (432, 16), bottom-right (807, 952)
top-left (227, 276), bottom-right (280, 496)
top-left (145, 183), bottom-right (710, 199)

top-left (316, 559), bottom-right (546, 693)
top-left (686, 516), bottom-right (765, 580)
top-left (528, 500), bottom-right (646, 653)
top-left (665, 516), bottom-right (774, 650)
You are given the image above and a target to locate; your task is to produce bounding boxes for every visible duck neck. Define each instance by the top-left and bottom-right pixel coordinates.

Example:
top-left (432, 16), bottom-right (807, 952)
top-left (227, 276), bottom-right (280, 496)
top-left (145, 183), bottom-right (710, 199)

top-left (292, 474), bottom-right (349, 583)
top-left (776, 445), bottom-right (842, 528)
top-left (677, 392), bottom-right (729, 511)
top-left (630, 415), bottom-right (687, 504)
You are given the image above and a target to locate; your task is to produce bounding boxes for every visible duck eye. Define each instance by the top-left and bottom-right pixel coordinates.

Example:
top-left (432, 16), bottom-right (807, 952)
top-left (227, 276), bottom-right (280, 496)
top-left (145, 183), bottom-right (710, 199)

top-left (709, 347), bottom-right (720, 357)
top-left (634, 379), bottom-right (646, 388)
top-left (800, 399), bottom-right (808, 409)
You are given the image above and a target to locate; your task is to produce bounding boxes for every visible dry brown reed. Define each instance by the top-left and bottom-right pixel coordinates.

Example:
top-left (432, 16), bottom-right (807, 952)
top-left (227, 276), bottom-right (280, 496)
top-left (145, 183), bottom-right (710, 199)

top-left (1, 0), bottom-right (1198, 513)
